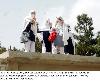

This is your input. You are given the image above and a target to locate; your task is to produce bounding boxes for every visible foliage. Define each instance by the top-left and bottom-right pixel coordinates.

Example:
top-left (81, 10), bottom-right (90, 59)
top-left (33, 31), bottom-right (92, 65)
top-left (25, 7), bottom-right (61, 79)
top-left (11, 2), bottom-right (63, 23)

top-left (94, 32), bottom-right (100, 57)
top-left (75, 14), bottom-right (95, 56)
top-left (35, 37), bottom-right (42, 53)
top-left (0, 47), bottom-right (6, 54)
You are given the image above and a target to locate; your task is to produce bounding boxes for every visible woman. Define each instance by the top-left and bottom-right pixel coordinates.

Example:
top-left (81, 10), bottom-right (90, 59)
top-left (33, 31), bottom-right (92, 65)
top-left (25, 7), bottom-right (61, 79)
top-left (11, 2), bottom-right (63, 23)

top-left (53, 17), bottom-right (64, 54)
top-left (23, 10), bottom-right (38, 52)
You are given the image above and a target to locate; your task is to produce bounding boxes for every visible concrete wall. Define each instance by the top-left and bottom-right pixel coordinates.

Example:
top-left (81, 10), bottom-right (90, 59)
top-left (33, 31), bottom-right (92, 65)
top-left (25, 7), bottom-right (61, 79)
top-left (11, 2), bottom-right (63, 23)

top-left (0, 51), bottom-right (100, 71)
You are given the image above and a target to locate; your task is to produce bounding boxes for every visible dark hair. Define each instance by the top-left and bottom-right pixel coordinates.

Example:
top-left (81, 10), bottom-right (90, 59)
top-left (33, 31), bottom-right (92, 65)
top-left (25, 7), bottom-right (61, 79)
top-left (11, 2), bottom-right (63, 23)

top-left (31, 12), bottom-right (36, 15)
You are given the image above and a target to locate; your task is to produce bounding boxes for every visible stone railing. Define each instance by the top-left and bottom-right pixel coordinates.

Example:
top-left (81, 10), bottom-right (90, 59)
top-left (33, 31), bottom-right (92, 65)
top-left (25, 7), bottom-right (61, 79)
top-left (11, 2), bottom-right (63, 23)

top-left (0, 51), bottom-right (100, 71)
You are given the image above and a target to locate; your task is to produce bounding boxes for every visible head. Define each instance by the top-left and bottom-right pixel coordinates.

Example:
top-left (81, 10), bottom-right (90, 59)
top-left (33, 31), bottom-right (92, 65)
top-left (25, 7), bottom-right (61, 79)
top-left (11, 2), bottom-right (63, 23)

top-left (47, 18), bottom-right (50, 22)
top-left (46, 19), bottom-right (52, 28)
top-left (46, 19), bottom-right (51, 23)
top-left (30, 10), bottom-right (36, 18)
top-left (69, 37), bottom-right (72, 40)
top-left (56, 16), bottom-right (64, 25)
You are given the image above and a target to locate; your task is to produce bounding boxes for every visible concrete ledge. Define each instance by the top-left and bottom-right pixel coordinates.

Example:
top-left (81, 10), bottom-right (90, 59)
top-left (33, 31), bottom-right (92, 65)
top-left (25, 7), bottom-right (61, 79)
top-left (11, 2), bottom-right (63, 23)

top-left (7, 51), bottom-right (100, 63)
top-left (0, 51), bottom-right (100, 71)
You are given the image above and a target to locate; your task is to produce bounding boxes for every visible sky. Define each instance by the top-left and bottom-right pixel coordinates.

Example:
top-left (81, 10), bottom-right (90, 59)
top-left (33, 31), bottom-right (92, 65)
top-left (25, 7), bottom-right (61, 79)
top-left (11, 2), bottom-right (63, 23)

top-left (0, 0), bottom-right (100, 50)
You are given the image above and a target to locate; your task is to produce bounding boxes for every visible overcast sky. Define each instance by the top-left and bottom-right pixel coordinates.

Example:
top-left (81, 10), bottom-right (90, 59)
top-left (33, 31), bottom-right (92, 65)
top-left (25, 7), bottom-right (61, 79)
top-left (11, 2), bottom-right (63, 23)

top-left (0, 0), bottom-right (100, 49)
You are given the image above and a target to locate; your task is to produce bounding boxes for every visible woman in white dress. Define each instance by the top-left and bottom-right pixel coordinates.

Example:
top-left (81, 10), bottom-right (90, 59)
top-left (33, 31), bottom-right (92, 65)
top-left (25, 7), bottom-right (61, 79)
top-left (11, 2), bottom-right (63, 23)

top-left (23, 10), bottom-right (38, 52)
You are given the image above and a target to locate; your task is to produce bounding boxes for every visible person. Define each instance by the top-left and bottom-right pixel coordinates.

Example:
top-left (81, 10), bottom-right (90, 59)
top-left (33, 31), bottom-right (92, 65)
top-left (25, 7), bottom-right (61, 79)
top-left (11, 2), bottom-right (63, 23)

top-left (67, 37), bottom-right (74, 54)
top-left (37, 19), bottom-right (52, 53)
top-left (52, 17), bottom-right (65, 54)
top-left (64, 26), bottom-right (75, 55)
top-left (23, 10), bottom-right (38, 52)
top-left (64, 25), bottom-right (70, 54)
top-left (42, 19), bottom-right (52, 53)
top-left (68, 32), bottom-right (75, 55)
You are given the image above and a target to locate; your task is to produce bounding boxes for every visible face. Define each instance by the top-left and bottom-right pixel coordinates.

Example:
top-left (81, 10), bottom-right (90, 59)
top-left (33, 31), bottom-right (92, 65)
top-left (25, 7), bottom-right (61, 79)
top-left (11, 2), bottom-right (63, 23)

top-left (46, 19), bottom-right (50, 23)
top-left (56, 19), bottom-right (60, 24)
top-left (60, 20), bottom-right (64, 24)
top-left (31, 12), bottom-right (36, 18)
top-left (57, 19), bottom-right (63, 25)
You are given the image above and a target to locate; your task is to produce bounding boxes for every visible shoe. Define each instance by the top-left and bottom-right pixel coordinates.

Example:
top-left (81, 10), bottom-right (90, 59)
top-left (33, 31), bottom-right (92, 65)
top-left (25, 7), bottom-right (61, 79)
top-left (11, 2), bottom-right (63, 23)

top-left (66, 53), bottom-right (69, 55)
top-left (57, 52), bottom-right (60, 54)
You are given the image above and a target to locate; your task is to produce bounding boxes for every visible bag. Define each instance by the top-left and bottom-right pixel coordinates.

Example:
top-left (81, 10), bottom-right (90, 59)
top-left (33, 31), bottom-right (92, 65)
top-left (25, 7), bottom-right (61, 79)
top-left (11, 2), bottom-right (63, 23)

top-left (20, 31), bottom-right (29, 43)
top-left (28, 30), bottom-right (35, 42)
top-left (48, 31), bottom-right (57, 42)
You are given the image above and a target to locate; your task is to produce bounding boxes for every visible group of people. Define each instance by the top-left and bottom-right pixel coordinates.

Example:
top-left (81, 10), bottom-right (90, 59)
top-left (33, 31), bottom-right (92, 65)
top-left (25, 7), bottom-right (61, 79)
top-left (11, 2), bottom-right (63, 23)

top-left (20, 10), bottom-right (74, 55)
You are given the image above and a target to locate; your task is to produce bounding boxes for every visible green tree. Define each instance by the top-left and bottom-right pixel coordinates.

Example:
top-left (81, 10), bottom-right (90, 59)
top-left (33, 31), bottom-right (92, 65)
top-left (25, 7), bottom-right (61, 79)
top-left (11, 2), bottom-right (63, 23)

top-left (75, 14), bottom-right (95, 56)
top-left (0, 41), bottom-right (7, 54)
top-left (0, 47), bottom-right (6, 54)
top-left (96, 31), bottom-right (100, 45)
top-left (94, 32), bottom-right (100, 57)
top-left (12, 47), bottom-right (18, 51)
top-left (35, 37), bottom-right (42, 53)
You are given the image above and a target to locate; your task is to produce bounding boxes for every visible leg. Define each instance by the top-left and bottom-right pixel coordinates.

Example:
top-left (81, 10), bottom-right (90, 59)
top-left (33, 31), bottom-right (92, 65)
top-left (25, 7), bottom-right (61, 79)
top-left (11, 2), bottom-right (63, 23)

top-left (30, 41), bottom-right (35, 52)
top-left (60, 47), bottom-right (64, 54)
top-left (64, 45), bottom-right (68, 54)
top-left (45, 42), bottom-right (52, 53)
top-left (56, 46), bottom-right (60, 54)
top-left (52, 43), bottom-right (57, 54)
top-left (43, 31), bottom-right (51, 53)
top-left (25, 40), bottom-right (31, 52)
top-left (42, 42), bottom-right (46, 53)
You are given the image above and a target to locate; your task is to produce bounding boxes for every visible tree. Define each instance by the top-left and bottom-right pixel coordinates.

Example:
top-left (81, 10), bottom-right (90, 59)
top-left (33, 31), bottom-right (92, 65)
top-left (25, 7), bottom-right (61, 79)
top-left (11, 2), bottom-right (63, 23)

top-left (94, 32), bottom-right (100, 57)
top-left (35, 37), bottom-right (42, 53)
top-left (12, 47), bottom-right (18, 51)
top-left (0, 47), bottom-right (6, 54)
top-left (75, 14), bottom-right (95, 56)
top-left (0, 41), bottom-right (7, 54)
top-left (96, 31), bottom-right (100, 45)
